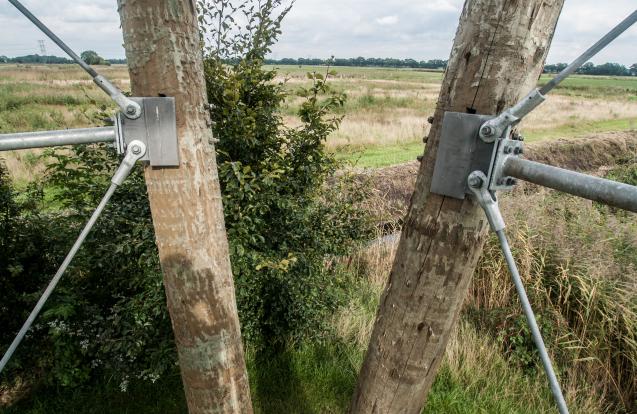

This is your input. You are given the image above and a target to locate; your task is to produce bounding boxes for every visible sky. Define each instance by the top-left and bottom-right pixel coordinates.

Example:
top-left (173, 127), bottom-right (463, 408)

top-left (0, 0), bottom-right (635, 65)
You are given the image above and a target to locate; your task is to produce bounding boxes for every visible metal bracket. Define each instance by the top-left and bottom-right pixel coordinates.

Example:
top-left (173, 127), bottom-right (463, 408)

top-left (487, 133), bottom-right (524, 192)
top-left (430, 112), bottom-right (495, 199)
top-left (115, 98), bottom-right (179, 166)
top-left (430, 112), bottom-right (524, 199)
top-left (0, 98), bottom-right (179, 167)
top-left (467, 171), bottom-right (505, 232)
top-left (479, 89), bottom-right (545, 142)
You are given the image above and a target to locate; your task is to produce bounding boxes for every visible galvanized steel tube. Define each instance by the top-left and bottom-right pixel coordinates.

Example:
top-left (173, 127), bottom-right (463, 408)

top-left (0, 127), bottom-right (116, 151)
top-left (504, 157), bottom-right (637, 213)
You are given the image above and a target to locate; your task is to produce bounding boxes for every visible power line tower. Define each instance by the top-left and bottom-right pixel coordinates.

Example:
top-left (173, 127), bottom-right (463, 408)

top-left (38, 39), bottom-right (46, 55)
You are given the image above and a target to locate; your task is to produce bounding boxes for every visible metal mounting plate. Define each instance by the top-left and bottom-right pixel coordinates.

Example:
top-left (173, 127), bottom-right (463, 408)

top-left (487, 137), bottom-right (524, 192)
top-left (430, 112), bottom-right (495, 199)
top-left (117, 97), bottom-right (179, 167)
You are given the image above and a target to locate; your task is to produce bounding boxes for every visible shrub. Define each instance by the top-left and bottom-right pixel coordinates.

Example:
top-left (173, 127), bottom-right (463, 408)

top-left (202, 0), bottom-right (373, 346)
top-left (0, 0), bottom-right (371, 390)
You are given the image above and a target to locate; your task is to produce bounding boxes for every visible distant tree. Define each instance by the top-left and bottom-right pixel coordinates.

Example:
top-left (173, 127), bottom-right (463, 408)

top-left (544, 62), bottom-right (567, 73)
top-left (80, 50), bottom-right (109, 65)
top-left (578, 61), bottom-right (595, 74)
top-left (591, 62), bottom-right (629, 76)
top-left (0, 56), bottom-right (8, 63)
top-left (630, 63), bottom-right (637, 76)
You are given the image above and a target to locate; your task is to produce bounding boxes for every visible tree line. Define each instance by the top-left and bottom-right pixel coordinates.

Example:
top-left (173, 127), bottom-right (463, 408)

top-left (264, 56), bottom-right (449, 69)
top-left (545, 61), bottom-right (637, 76)
top-left (0, 52), bottom-right (126, 65)
top-left (1, 53), bottom-right (636, 76)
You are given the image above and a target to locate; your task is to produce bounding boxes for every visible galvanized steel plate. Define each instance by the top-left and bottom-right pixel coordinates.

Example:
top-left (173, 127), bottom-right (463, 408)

top-left (430, 112), bottom-right (494, 199)
top-left (118, 97), bottom-right (179, 167)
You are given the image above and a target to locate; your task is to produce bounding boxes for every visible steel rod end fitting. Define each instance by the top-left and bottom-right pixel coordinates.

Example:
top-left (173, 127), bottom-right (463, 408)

top-left (468, 173), bottom-right (483, 188)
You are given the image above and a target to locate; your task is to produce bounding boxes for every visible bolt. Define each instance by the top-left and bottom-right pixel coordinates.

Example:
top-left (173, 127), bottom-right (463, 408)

top-left (131, 145), bottom-right (142, 155)
top-left (468, 174), bottom-right (483, 188)
top-left (126, 105), bottom-right (137, 115)
top-left (503, 146), bottom-right (512, 154)
top-left (427, 116), bottom-right (434, 124)
top-left (497, 178), bottom-right (506, 186)
top-left (518, 135), bottom-right (524, 142)
top-left (417, 155), bottom-right (424, 162)
top-left (481, 125), bottom-right (494, 137)
top-left (506, 178), bottom-right (518, 186)
top-left (514, 147), bottom-right (524, 155)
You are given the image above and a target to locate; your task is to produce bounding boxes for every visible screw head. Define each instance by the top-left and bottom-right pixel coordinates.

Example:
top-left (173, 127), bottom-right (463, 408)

top-left (481, 125), bottom-right (494, 136)
top-left (131, 145), bottom-right (142, 155)
top-left (468, 174), bottom-right (483, 188)
top-left (126, 105), bottom-right (137, 115)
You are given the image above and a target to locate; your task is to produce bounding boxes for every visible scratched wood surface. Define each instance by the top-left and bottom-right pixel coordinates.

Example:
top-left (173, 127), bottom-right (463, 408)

top-left (118, 1), bottom-right (253, 413)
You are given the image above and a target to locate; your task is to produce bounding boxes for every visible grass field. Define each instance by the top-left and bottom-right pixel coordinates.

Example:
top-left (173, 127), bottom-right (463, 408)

top-left (1, 64), bottom-right (636, 178)
top-left (1, 64), bottom-right (636, 413)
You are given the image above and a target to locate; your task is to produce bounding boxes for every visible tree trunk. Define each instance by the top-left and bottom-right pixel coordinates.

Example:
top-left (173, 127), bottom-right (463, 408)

top-left (350, 1), bottom-right (564, 412)
top-left (117, 1), bottom-right (252, 413)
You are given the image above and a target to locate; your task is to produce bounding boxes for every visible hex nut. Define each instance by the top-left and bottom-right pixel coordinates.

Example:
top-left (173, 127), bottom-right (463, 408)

top-left (468, 174), bottom-right (483, 188)
top-left (481, 125), bottom-right (494, 136)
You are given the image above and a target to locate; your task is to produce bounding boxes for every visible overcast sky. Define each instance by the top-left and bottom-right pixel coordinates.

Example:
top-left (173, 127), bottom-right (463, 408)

top-left (0, 0), bottom-right (635, 65)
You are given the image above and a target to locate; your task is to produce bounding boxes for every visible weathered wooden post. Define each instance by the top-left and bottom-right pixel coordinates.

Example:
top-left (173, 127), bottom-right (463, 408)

top-left (350, 1), bottom-right (564, 412)
top-left (118, 1), bottom-right (253, 413)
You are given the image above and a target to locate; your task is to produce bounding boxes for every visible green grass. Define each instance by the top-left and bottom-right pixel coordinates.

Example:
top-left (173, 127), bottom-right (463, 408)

top-left (266, 65), bottom-right (444, 84)
top-left (524, 117), bottom-right (637, 142)
top-left (335, 140), bottom-right (424, 168)
top-left (3, 333), bottom-right (570, 414)
top-left (538, 74), bottom-right (637, 98)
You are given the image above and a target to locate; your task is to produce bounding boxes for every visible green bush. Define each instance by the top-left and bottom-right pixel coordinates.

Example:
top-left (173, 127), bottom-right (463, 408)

top-left (0, 0), bottom-right (371, 390)
top-left (203, 0), bottom-right (372, 347)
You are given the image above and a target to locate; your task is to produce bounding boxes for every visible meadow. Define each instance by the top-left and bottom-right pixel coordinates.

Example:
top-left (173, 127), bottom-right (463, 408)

top-left (1, 64), bottom-right (636, 413)
top-left (1, 63), bottom-right (636, 178)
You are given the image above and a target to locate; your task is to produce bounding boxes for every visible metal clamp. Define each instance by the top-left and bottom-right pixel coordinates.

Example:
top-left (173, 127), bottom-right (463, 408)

top-left (486, 133), bottom-right (525, 192)
top-left (94, 75), bottom-right (141, 119)
top-left (0, 98), bottom-right (179, 167)
top-left (479, 89), bottom-right (545, 142)
top-left (115, 98), bottom-right (179, 166)
top-left (467, 171), bottom-right (505, 232)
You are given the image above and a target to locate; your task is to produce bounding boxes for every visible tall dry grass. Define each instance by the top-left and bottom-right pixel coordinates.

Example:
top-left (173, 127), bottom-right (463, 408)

top-left (334, 166), bottom-right (637, 412)
top-left (468, 188), bottom-right (637, 412)
top-left (332, 229), bottom-right (603, 412)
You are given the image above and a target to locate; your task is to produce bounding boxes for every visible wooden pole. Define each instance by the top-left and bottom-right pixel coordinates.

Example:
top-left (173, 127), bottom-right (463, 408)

top-left (350, 1), bottom-right (564, 412)
top-left (117, 1), bottom-right (253, 413)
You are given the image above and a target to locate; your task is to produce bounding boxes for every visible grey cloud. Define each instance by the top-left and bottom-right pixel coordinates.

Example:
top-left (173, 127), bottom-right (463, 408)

top-left (0, 0), bottom-right (635, 64)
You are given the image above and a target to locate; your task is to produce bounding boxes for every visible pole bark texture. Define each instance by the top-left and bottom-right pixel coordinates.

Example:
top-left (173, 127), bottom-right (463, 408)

top-left (350, 1), bottom-right (564, 412)
top-left (117, 1), bottom-right (252, 413)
